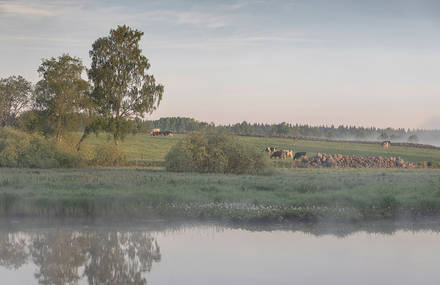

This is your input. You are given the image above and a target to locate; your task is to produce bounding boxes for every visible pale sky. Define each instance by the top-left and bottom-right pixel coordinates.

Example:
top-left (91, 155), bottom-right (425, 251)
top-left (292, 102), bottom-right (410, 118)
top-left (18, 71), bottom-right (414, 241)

top-left (1, 0), bottom-right (439, 129)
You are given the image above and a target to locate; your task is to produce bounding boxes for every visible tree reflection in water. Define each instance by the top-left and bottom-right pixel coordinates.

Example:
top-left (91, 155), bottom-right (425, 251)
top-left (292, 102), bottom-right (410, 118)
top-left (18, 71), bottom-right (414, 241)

top-left (0, 233), bottom-right (28, 270)
top-left (0, 231), bottom-right (161, 285)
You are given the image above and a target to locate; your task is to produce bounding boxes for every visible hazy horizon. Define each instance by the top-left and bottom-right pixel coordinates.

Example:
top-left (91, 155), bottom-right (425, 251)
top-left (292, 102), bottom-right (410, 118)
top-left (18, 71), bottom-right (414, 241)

top-left (1, 0), bottom-right (439, 129)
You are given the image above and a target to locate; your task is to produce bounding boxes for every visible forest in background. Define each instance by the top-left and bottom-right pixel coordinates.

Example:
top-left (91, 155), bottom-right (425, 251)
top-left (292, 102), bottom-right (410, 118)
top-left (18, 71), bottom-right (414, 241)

top-left (140, 117), bottom-right (440, 145)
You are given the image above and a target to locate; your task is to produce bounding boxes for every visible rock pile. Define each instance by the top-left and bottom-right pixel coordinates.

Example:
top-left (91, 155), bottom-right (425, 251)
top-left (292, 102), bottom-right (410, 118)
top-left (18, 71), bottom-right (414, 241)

top-left (301, 153), bottom-right (418, 168)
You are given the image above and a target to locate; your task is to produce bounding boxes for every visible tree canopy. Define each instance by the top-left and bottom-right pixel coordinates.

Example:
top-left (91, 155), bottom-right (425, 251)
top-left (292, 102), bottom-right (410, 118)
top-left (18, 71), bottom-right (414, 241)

top-left (0, 75), bottom-right (32, 127)
top-left (34, 54), bottom-right (89, 142)
top-left (88, 25), bottom-right (164, 144)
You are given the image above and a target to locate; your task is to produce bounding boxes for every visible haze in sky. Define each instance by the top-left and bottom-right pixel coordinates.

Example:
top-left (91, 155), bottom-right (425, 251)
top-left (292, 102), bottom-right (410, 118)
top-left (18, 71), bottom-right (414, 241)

top-left (1, 0), bottom-right (439, 129)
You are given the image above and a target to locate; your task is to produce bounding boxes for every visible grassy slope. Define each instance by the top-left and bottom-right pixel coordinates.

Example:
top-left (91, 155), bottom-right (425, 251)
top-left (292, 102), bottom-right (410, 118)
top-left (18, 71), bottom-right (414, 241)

top-left (81, 133), bottom-right (440, 163)
top-left (82, 133), bottom-right (181, 162)
top-left (1, 168), bottom-right (440, 221)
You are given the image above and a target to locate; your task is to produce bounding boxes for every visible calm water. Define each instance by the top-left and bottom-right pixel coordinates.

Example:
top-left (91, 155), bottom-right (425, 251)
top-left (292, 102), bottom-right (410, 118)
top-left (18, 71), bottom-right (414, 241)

top-left (1, 220), bottom-right (440, 284)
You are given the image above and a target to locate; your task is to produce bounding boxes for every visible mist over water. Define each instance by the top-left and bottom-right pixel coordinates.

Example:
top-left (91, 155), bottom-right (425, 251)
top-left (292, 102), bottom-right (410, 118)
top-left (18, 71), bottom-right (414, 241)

top-left (1, 221), bottom-right (440, 285)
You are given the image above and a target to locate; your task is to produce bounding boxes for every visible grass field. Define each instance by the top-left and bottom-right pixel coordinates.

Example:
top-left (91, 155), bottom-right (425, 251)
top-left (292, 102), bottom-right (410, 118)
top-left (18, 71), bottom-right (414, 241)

top-left (1, 168), bottom-right (440, 222)
top-left (81, 133), bottom-right (440, 164)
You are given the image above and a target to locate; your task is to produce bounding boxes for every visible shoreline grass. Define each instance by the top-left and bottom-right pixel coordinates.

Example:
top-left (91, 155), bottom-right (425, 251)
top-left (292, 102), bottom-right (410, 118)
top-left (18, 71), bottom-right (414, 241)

top-left (1, 168), bottom-right (440, 222)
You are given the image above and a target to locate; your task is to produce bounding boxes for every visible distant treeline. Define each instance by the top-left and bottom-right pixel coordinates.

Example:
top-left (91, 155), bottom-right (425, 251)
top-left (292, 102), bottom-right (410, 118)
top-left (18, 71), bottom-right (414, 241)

top-left (139, 117), bottom-right (440, 144)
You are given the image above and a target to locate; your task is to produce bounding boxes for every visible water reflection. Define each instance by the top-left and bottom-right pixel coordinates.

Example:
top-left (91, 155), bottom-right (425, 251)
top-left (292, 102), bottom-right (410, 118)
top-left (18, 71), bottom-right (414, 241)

top-left (0, 233), bottom-right (28, 270)
top-left (0, 231), bottom-right (161, 285)
top-left (2, 220), bottom-right (440, 285)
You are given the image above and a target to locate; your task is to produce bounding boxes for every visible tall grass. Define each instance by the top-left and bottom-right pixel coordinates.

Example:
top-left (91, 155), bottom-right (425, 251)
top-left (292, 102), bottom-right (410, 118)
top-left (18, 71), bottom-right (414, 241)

top-left (1, 168), bottom-right (440, 222)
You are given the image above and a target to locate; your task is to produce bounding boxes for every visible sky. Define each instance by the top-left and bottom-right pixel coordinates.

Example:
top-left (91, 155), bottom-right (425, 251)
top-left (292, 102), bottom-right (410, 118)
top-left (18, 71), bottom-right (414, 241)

top-left (0, 0), bottom-right (439, 129)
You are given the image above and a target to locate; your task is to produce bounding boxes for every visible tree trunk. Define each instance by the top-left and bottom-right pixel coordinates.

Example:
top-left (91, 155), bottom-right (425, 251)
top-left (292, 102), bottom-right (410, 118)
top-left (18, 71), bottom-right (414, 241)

top-left (56, 117), bottom-right (62, 143)
top-left (76, 132), bottom-right (89, 151)
top-left (114, 110), bottom-right (120, 146)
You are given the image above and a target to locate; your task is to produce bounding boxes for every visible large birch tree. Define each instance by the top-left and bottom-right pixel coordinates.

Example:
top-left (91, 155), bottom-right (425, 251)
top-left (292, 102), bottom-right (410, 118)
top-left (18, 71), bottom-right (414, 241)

top-left (88, 25), bottom-right (164, 145)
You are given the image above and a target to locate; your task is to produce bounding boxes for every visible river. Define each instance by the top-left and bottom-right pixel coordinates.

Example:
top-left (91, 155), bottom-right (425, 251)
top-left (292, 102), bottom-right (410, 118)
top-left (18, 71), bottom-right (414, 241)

top-left (1, 219), bottom-right (439, 284)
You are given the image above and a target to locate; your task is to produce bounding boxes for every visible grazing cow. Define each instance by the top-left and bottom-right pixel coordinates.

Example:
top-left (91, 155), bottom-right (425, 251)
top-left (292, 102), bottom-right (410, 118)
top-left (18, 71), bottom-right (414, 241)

top-left (265, 146), bottom-right (277, 153)
top-left (163, 130), bottom-right (174, 136)
top-left (283, 150), bottom-right (294, 159)
top-left (293, 152), bottom-right (307, 160)
top-left (270, 150), bottom-right (283, 159)
top-left (150, 128), bottom-right (161, 136)
top-left (381, 141), bottom-right (391, 148)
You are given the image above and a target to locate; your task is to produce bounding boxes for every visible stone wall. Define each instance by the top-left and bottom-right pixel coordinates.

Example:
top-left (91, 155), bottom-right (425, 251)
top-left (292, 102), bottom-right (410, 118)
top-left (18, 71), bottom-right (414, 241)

top-left (298, 153), bottom-right (421, 168)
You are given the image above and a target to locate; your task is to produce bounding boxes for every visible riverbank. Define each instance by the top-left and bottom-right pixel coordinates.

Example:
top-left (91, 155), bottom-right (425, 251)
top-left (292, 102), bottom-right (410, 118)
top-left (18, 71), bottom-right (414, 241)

top-left (1, 168), bottom-right (439, 222)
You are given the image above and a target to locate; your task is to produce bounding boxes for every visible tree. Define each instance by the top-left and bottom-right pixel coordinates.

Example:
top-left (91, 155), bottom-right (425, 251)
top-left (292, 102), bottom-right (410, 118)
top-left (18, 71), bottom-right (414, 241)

top-left (34, 54), bottom-right (89, 142)
top-left (408, 134), bottom-right (419, 143)
top-left (0, 75), bottom-right (32, 127)
top-left (378, 132), bottom-right (389, 140)
top-left (88, 25), bottom-right (164, 145)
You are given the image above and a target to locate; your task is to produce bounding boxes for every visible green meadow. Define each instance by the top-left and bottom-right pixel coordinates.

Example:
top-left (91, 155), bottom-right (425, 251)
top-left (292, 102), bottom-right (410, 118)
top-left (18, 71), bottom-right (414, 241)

top-left (82, 133), bottom-right (440, 164)
top-left (1, 133), bottom-right (439, 222)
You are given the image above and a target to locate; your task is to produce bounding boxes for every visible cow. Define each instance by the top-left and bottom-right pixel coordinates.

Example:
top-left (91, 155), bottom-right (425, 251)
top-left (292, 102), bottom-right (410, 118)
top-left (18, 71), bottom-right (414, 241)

top-left (163, 130), bottom-right (174, 136)
top-left (150, 128), bottom-right (161, 136)
top-left (265, 146), bottom-right (277, 153)
top-left (381, 141), bottom-right (391, 148)
top-left (270, 150), bottom-right (284, 159)
top-left (293, 152), bottom-right (307, 160)
top-left (283, 150), bottom-right (294, 159)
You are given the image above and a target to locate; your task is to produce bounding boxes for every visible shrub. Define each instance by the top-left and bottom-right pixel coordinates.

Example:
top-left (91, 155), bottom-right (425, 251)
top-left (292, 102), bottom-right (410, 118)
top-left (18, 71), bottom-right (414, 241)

top-left (0, 128), bottom-right (81, 168)
top-left (408, 134), bottom-right (419, 143)
top-left (51, 135), bottom-right (94, 167)
top-left (165, 132), bottom-right (271, 174)
top-left (92, 143), bottom-right (127, 166)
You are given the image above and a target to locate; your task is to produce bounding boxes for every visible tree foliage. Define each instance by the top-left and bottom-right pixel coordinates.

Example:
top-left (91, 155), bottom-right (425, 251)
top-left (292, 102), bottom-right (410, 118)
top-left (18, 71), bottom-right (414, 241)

top-left (0, 75), bottom-right (32, 127)
top-left (34, 54), bottom-right (89, 142)
top-left (165, 132), bottom-right (271, 174)
top-left (0, 128), bottom-right (79, 168)
top-left (408, 134), bottom-right (419, 143)
top-left (88, 25), bottom-right (164, 144)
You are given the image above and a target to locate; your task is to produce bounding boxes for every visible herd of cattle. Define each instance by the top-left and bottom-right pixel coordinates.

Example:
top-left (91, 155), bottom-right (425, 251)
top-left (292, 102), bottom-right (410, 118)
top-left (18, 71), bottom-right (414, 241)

top-left (265, 147), bottom-right (307, 160)
top-left (266, 141), bottom-right (392, 160)
top-left (150, 128), bottom-right (174, 136)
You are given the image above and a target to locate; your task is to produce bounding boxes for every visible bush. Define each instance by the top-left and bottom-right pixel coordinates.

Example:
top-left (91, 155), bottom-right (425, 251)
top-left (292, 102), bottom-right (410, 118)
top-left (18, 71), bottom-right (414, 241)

top-left (0, 128), bottom-right (80, 168)
top-left (408, 134), bottom-right (419, 143)
top-left (165, 132), bottom-right (271, 174)
top-left (92, 143), bottom-right (127, 166)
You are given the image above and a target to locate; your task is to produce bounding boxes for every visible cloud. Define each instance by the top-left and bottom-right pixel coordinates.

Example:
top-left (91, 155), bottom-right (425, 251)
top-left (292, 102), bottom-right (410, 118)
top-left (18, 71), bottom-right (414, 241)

top-left (139, 9), bottom-right (229, 29)
top-left (0, 2), bottom-right (55, 16)
top-left (145, 34), bottom-right (323, 50)
top-left (223, 1), bottom-right (250, 10)
top-left (1, 34), bottom-right (82, 44)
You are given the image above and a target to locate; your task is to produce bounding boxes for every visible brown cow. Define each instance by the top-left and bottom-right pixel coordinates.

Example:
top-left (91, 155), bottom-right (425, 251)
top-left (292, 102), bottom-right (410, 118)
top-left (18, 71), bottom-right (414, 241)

top-left (282, 150), bottom-right (294, 159)
top-left (381, 141), bottom-right (391, 148)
